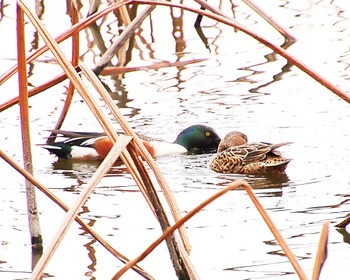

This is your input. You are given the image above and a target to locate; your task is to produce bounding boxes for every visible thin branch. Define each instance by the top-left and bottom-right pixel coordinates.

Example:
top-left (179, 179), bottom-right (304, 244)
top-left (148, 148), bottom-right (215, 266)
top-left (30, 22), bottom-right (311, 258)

top-left (243, 185), bottom-right (308, 280)
top-left (0, 149), bottom-right (154, 279)
top-left (93, 5), bottom-right (156, 75)
top-left (312, 222), bottom-right (329, 280)
top-left (335, 214), bottom-right (350, 228)
top-left (241, 0), bottom-right (296, 43)
top-left (0, 0), bottom-right (132, 85)
top-left (133, 0), bottom-right (350, 103)
top-left (30, 136), bottom-right (132, 280)
top-left (112, 180), bottom-right (249, 279)
top-left (48, 1), bottom-right (81, 142)
top-left (80, 63), bottom-right (196, 277)
top-left (16, 2), bottom-right (43, 256)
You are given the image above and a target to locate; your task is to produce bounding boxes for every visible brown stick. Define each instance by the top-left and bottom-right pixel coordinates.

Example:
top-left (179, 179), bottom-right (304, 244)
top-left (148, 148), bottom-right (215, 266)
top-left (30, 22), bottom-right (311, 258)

top-left (312, 222), bottom-right (329, 280)
top-left (0, 0), bottom-right (133, 85)
top-left (242, 185), bottom-right (307, 280)
top-left (133, 0), bottom-right (350, 103)
top-left (335, 215), bottom-right (350, 228)
top-left (30, 136), bottom-right (133, 280)
top-left (80, 63), bottom-right (196, 278)
top-left (93, 5), bottom-right (156, 75)
top-left (0, 149), bottom-right (154, 279)
top-left (48, 1), bottom-right (81, 142)
top-left (240, 0), bottom-right (296, 43)
top-left (16, 3), bottom-right (43, 264)
top-left (113, 180), bottom-right (308, 279)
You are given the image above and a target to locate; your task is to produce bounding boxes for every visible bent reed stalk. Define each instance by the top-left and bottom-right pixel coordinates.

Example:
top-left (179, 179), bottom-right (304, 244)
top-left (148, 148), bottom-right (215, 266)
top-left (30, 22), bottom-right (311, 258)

top-left (0, 1), bottom-right (333, 279)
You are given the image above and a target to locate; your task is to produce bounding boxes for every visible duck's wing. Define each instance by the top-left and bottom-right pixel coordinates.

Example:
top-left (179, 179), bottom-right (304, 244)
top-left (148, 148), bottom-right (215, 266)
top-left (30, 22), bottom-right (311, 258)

top-left (50, 129), bottom-right (163, 142)
top-left (223, 143), bottom-right (271, 163)
top-left (264, 142), bottom-right (292, 156)
top-left (50, 129), bottom-right (104, 139)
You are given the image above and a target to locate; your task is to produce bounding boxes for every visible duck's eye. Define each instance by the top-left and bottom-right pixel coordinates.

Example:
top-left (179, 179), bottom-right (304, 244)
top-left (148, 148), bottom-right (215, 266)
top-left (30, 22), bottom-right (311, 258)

top-left (205, 131), bottom-right (211, 137)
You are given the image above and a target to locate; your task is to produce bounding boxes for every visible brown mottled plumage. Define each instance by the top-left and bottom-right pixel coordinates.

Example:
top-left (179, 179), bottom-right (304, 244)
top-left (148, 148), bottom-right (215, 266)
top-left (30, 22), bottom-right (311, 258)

top-left (217, 131), bottom-right (248, 152)
top-left (210, 131), bottom-right (291, 174)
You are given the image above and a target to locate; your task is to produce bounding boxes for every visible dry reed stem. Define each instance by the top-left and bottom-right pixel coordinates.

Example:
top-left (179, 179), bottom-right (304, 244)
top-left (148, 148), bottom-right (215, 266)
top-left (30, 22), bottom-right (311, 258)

top-left (125, 143), bottom-right (198, 279)
top-left (75, 63), bottom-right (195, 278)
top-left (111, 180), bottom-right (247, 279)
top-left (335, 215), bottom-right (350, 228)
top-left (80, 63), bottom-right (191, 252)
top-left (312, 222), bottom-right (329, 280)
top-left (18, 1), bottom-right (192, 275)
top-left (100, 58), bottom-right (207, 75)
top-left (238, 0), bottom-right (296, 42)
top-left (93, 4), bottom-right (156, 75)
top-left (16, 1), bottom-right (121, 143)
top-left (0, 0), bottom-right (132, 85)
top-left (113, 180), bottom-right (309, 279)
top-left (80, 64), bottom-right (196, 278)
top-left (0, 58), bottom-right (206, 112)
top-left (119, 4), bottom-right (132, 25)
top-left (242, 185), bottom-right (308, 280)
top-left (17, 1), bottom-right (142, 185)
top-left (16, 1), bottom-right (156, 278)
top-left (133, 0), bottom-right (350, 104)
top-left (48, 1), bottom-right (80, 142)
top-left (30, 136), bottom-right (133, 280)
top-left (0, 71), bottom-right (68, 112)
top-left (0, 149), bottom-right (153, 279)
top-left (76, 65), bottom-right (152, 209)
top-left (16, 2), bottom-right (42, 252)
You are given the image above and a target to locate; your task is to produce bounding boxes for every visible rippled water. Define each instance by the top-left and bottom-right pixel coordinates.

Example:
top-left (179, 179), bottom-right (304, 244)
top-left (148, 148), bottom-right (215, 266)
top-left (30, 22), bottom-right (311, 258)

top-left (1, 0), bottom-right (350, 279)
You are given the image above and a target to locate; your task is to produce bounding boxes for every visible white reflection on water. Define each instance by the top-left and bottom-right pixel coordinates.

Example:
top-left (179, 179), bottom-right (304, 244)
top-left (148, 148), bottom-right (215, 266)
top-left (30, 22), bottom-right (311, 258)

top-left (1, 0), bottom-right (350, 279)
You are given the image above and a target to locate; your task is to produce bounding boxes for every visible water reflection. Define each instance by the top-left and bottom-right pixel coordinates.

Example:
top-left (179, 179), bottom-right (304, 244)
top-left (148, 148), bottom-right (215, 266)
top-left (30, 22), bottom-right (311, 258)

top-left (79, 206), bottom-right (98, 280)
top-left (215, 173), bottom-right (290, 191)
top-left (51, 158), bottom-right (129, 180)
top-left (2, 1), bottom-right (350, 279)
top-left (248, 60), bottom-right (294, 94)
top-left (336, 228), bottom-right (350, 245)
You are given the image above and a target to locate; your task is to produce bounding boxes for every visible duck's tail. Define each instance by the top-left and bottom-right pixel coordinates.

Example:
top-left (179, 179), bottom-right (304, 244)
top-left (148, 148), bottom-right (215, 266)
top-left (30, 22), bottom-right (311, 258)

top-left (264, 158), bottom-right (292, 173)
top-left (269, 142), bottom-right (292, 156)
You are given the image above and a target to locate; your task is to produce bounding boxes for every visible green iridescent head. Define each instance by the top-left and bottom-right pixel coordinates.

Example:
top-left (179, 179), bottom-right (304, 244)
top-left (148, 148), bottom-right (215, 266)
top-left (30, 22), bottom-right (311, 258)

top-left (174, 124), bottom-right (221, 153)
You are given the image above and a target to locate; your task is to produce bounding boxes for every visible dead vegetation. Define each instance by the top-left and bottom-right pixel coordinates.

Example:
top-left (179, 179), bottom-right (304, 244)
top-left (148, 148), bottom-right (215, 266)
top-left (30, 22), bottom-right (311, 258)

top-left (1, 1), bottom-right (347, 279)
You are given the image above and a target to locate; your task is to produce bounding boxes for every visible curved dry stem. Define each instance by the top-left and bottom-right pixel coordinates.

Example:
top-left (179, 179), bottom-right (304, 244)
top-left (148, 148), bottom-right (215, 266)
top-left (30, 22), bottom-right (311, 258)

top-left (80, 64), bottom-right (191, 249)
top-left (112, 180), bottom-right (248, 279)
top-left (0, 71), bottom-right (68, 112)
top-left (335, 215), bottom-right (350, 228)
top-left (30, 136), bottom-right (133, 280)
top-left (93, 5), bottom-right (156, 75)
top-left (113, 179), bottom-right (309, 279)
top-left (312, 222), bottom-right (329, 280)
top-left (80, 63), bottom-right (195, 277)
top-left (132, 0), bottom-right (350, 103)
top-left (234, 0), bottom-right (296, 43)
top-left (0, 0), bottom-right (132, 85)
top-left (242, 185), bottom-right (307, 280)
top-left (48, 2), bottom-right (80, 142)
top-left (0, 149), bottom-right (153, 279)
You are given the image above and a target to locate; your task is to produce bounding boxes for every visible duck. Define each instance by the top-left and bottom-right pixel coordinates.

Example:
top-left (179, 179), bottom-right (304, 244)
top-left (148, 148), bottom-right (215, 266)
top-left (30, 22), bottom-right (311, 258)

top-left (41, 124), bottom-right (221, 160)
top-left (209, 131), bottom-right (291, 174)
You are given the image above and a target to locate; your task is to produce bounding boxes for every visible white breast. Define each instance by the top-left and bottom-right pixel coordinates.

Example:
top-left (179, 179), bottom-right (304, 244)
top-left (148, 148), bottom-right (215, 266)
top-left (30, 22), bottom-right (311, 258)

top-left (151, 142), bottom-right (187, 157)
top-left (70, 146), bottom-right (99, 159)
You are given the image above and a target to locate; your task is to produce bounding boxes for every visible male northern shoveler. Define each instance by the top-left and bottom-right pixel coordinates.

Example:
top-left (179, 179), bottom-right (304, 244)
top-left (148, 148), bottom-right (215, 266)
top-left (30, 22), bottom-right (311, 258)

top-left (42, 124), bottom-right (221, 160)
top-left (210, 131), bottom-right (291, 174)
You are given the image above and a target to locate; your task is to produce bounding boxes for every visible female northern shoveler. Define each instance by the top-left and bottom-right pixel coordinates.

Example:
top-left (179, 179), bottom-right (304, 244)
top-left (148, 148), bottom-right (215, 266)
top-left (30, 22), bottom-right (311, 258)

top-left (42, 124), bottom-right (221, 160)
top-left (210, 131), bottom-right (291, 174)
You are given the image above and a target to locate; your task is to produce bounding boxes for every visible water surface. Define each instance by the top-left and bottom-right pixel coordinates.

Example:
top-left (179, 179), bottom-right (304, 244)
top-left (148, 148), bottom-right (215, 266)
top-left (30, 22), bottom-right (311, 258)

top-left (1, 0), bottom-right (350, 279)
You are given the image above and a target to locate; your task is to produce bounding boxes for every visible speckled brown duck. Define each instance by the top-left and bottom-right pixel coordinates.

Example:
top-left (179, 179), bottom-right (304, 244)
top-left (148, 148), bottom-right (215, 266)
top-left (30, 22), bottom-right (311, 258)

top-left (209, 131), bottom-right (291, 175)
